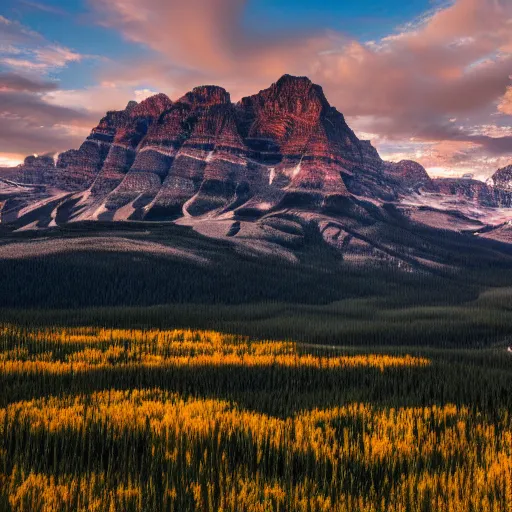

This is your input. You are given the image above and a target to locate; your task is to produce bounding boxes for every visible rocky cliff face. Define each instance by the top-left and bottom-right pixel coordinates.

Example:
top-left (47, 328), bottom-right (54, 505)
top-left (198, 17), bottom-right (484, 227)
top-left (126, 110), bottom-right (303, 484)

top-left (239, 75), bottom-right (355, 195)
top-left (386, 161), bottom-right (434, 192)
top-left (2, 75), bottom-right (437, 223)
top-left (431, 177), bottom-right (512, 208)
top-left (491, 165), bottom-right (512, 192)
top-left (1, 75), bottom-right (511, 240)
top-left (12, 155), bottom-right (55, 185)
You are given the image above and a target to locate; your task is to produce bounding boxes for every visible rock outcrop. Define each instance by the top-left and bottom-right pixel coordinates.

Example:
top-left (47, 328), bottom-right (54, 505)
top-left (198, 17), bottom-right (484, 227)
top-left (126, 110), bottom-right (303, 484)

top-left (432, 177), bottom-right (512, 208)
top-left (491, 165), bottom-right (512, 192)
top-left (386, 161), bottom-right (435, 192)
top-left (13, 155), bottom-right (56, 185)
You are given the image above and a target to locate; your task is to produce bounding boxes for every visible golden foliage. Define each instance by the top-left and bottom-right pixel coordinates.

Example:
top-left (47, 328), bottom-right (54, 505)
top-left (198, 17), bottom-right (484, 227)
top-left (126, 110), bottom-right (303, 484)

top-left (0, 326), bottom-right (429, 374)
top-left (1, 390), bottom-right (512, 511)
top-left (2, 325), bottom-right (508, 511)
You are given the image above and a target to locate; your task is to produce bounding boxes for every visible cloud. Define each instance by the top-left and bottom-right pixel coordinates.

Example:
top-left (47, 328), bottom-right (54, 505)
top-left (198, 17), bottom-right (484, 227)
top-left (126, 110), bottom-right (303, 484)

top-left (0, 90), bottom-right (89, 124)
top-left (0, 72), bottom-right (58, 92)
top-left (0, 153), bottom-right (26, 167)
top-left (18, 0), bottom-right (67, 16)
top-left (499, 86), bottom-right (512, 115)
top-left (0, 115), bottom-right (89, 156)
top-left (44, 84), bottom-right (147, 115)
top-left (88, 0), bottom-right (512, 176)
top-left (1, 0), bottom-right (511, 176)
top-left (1, 46), bottom-right (84, 73)
top-left (0, 79), bottom-right (161, 157)
top-left (32, 45), bottom-right (82, 68)
top-left (0, 72), bottom-right (97, 157)
top-left (134, 88), bottom-right (159, 101)
top-left (0, 85), bottom-right (95, 155)
top-left (0, 17), bottom-right (107, 160)
top-left (0, 16), bottom-right (87, 74)
top-left (380, 138), bottom-right (512, 180)
top-left (0, 15), bottom-right (42, 45)
top-left (89, 0), bottom-right (344, 93)
top-left (89, 0), bottom-right (512, 98)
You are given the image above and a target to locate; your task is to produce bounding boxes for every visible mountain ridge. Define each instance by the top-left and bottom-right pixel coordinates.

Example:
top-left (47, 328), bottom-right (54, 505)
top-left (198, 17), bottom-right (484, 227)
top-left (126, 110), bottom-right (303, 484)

top-left (1, 75), bottom-right (435, 214)
top-left (1, 74), bottom-right (512, 269)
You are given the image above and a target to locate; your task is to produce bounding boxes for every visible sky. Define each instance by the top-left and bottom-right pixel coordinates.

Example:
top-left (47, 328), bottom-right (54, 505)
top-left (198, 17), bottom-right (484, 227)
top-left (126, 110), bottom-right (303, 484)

top-left (0, 0), bottom-right (511, 179)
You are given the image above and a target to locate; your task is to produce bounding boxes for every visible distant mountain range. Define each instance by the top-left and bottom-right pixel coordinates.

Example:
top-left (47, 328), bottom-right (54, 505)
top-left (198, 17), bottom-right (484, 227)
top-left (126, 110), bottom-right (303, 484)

top-left (1, 74), bottom-right (512, 269)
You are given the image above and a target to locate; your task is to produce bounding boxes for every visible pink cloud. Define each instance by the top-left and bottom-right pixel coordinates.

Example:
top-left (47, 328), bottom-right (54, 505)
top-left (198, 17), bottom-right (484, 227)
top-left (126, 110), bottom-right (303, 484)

top-left (90, 0), bottom-right (512, 143)
top-left (33, 45), bottom-right (82, 67)
top-left (499, 86), bottom-right (512, 115)
top-left (2, 0), bottom-right (512, 176)
top-left (0, 15), bottom-right (93, 75)
top-left (0, 17), bottom-right (109, 160)
top-left (0, 72), bottom-right (58, 92)
top-left (91, 0), bottom-right (512, 176)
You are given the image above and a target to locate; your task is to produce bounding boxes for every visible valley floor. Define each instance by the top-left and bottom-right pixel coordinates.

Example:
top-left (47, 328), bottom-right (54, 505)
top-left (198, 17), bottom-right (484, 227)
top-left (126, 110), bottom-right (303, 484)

top-left (2, 222), bottom-right (512, 510)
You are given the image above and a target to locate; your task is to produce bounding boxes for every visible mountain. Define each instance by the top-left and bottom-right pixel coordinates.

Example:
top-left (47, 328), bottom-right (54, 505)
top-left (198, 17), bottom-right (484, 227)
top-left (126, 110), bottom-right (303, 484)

top-left (1, 74), bottom-right (512, 269)
top-left (491, 165), bottom-right (512, 192)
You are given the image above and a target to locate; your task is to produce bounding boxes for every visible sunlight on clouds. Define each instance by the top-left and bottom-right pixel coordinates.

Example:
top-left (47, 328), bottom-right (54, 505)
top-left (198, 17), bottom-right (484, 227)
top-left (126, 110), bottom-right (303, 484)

top-left (424, 166), bottom-right (446, 176)
top-left (0, 15), bottom-right (87, 74)
top-left (0, 0), bottom-right (511, 172)
top-left (0, 153), bottom-right (25, 167)
top-left (467, 124), bottom-right (512, 137)
top-left (2, 45), bottom-right (85, 73)
top-left (1, 58), bottom-right (49, 71)
top-left (498, 86), bottom-right (512, 115)
top-left (44, 86), bottom-right (140, 117)
top-left (134, 89), bottom-right (159, 101)
top-left (52, 123), bottom-right (91, 138)
top-left (33, 45), bottom-right (82, 68)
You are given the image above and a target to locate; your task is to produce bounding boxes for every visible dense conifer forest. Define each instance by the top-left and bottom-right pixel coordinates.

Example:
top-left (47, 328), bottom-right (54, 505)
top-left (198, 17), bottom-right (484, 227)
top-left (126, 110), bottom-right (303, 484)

top-left (2, 222), bottom-right (512, 346)
top-left (2, 223), bottom-right (512, 510)
top-left (1, 326), bottom-right (512, 511)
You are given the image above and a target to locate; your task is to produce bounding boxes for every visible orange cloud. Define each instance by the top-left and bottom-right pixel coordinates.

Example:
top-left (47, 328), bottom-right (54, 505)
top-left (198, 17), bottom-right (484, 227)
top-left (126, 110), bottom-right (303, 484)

top-left (499, 86), bottom-right (512, 115)
top-left (91, 0), bottom-right (512, 125)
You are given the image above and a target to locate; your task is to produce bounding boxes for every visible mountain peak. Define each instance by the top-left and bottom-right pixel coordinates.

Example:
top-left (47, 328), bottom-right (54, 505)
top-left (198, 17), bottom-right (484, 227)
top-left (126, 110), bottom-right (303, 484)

top-left (274, 74), bottom-right (327, 101)
top-left (492, 164), bottom-right (512, 191)
top-left (178, 85), bottom-right (231, 108)
top-left (5, 73), bottom-right (498, 230)
top-left (23, 154), bottom-right (55, 168)
top-left (239, 74), bottom-right (329, 119)
top-left (131, 93), bottom-right (172, 118)
top-left (275, 74), bottom-right (312, 85)
top-left (125, 100), bottom-right (138, 112)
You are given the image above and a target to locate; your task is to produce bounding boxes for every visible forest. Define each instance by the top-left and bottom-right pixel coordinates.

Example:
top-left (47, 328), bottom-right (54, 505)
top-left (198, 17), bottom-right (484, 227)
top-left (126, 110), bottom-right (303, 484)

top-left (1, 326), bottom-right (512, 511)
top-left (1, 223), bottom-right (512, 510)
